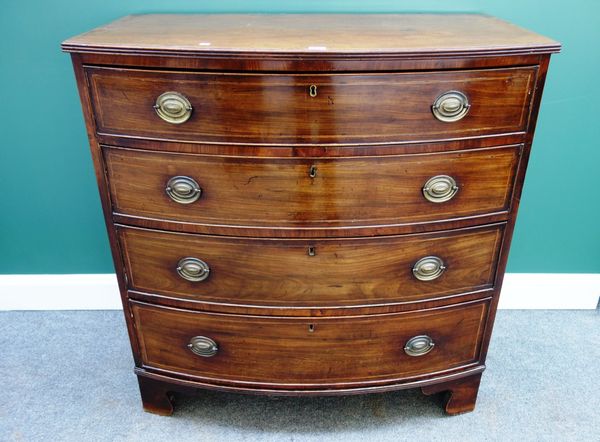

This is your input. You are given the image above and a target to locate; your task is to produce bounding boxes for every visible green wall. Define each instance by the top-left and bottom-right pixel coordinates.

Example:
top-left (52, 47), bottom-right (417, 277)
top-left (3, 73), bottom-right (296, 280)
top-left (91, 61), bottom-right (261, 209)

top-left (1, 1), bottom-right (598, 274)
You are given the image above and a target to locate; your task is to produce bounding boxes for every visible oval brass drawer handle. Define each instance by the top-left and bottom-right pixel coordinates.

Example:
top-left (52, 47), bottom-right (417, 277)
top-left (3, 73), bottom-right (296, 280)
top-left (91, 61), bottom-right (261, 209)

top-left (154, 91), bottom-right (192, 124)
top-left (432, 90), bottom-right (470, 122)
top-left (412, 256), bottom-right (446, 281)
top-left (177, 257), bottom-right (210, 282)
top-left (187, 336), bottom-right (218, 357)
top-left (422, 175), bottom-right (459, 203)
top-left (404, 335), bottom-right (435, 357)
top-left (165, 176), bottom-right (202, 204)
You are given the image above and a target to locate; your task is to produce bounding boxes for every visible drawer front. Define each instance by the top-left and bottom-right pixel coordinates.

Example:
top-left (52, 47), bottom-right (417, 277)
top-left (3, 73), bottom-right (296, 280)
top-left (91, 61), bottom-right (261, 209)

top-left (88, 66), bottom-right (536, 144)
top-left (105, 145), bottom-right (520, 229)
top-left (119, 224), bottom-right (503, 307)
top-left (131, 299), bottom-right (489, 386)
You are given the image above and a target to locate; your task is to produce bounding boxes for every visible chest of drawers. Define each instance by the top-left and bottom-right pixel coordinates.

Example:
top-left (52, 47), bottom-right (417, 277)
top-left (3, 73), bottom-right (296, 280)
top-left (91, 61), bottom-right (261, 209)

top-left (63, 14), bottom-right (559, 416)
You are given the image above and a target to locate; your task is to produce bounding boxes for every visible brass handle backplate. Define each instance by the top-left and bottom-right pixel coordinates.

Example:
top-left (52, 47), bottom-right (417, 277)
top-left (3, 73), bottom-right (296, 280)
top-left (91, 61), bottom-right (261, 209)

top-left (404, 335), bottom-right (435, 357)
top-left (412, 256), bottom-right (446, 281)
top-left (422, 175), bottom-right (459, 203)
top-left (432, 91), bottom-right (470, 122)
top-left (165, 176), bottom-right (202, 204)
top-left (154, 91), bottom-right (192, 124)
top-left (177, 257), bottom-right (210, 282)
top-left (187, 336), bottom-right (218, 357)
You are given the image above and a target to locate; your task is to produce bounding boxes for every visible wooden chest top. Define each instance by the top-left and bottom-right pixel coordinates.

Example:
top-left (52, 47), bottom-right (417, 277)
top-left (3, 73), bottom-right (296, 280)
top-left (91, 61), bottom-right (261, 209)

top-left (62, 14), bottom-right (560, 57)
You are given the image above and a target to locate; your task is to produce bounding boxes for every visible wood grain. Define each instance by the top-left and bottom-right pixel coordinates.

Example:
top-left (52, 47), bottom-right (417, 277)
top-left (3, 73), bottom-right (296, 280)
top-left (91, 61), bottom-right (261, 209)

top-left (62, 14), bottom-right (560, 57)
top-left (87, 66), bottom-right (536, 144)
top-left (78, 52), bottom-right (548, 74)
top-left (105, 144), bottom-right (521, 231)
top-left (98, 132), bottom-right (528, 155)
top-left (131, 298), bottom-right (489, 387)
top-left (119, 224), bottom-right (504, 307)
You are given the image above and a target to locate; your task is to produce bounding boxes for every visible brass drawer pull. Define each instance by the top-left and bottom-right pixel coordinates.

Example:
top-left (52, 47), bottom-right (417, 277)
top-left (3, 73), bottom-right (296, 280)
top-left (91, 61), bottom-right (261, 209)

top-left (187, 336), bottom-right (218, 357)
top-left (154, 91), bottom-right (192, 124)
top-left (412, 256), bottom-right (446, 281)
top-left (165, 176), bottom-right (202, 204)
top-left (422, 175), bottom-right (459, 203)
top-left (432, 90), bottom-right (470, 122)
top-left (404, 335), bottom-right (435, 356)
top-left (177, 257), bottom-right (210, 282)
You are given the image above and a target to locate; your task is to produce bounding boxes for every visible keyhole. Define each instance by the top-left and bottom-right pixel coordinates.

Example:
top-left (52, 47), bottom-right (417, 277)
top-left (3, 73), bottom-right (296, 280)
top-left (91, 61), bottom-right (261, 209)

top-left (309, 165), bottom-right (317, 178)
top-left (308, 246), bottom-right (316, 256)
top-left (308, 324), bottom-right (315, 333)
top-left (309, 85), bottom-right (318, 97)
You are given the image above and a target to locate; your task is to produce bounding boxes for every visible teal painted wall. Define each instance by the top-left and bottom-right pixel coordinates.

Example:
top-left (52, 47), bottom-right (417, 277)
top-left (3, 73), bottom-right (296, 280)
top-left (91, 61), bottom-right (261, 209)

top-left (1, 1), bottom-right (598, 274)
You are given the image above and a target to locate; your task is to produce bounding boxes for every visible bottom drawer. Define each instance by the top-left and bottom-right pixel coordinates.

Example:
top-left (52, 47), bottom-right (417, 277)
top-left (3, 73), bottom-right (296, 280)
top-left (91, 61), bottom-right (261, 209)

top-left (132, 299), bottom-right (489, 388)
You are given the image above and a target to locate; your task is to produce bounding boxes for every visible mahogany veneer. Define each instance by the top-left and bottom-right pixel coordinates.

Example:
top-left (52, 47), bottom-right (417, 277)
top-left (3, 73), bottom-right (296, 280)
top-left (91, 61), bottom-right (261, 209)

top-left (87, 66), bottom-right (536, 144)
top-left (105, 145), bottom-right (521, 230)
top-left (119, 224), bottom-right (503, 308)
top-left (63, 14), bottom-right (559, 416)
top-left (131, 299), bottom-right (489, 387)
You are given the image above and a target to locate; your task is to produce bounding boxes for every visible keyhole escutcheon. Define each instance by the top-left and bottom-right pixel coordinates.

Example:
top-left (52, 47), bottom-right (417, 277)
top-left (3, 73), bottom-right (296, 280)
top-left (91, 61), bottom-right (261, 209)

top-left (309, 85), bottom-right (318, 97)
top-left (309, 165), bottom-right (317, 178)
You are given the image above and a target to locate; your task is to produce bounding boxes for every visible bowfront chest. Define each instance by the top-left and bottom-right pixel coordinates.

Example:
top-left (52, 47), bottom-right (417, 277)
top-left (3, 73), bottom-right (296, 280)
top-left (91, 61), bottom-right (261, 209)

top-left (63, 14), bottom-right (559, 415)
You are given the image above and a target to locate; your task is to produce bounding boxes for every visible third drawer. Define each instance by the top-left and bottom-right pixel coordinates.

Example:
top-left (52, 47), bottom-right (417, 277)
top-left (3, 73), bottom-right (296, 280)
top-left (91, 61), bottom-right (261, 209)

top-left (119, 223), bottom-right (504, 308)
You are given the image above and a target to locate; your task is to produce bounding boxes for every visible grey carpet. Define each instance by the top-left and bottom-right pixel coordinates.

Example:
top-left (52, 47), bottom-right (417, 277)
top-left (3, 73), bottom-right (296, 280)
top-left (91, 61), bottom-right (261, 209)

top-left (0, 310), bottom-right (598, 441)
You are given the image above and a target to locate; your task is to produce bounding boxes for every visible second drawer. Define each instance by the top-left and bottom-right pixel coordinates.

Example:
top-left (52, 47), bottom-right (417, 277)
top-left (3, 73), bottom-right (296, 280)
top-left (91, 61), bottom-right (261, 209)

top-left (119, 223), bottom-right (504, 307)
top-left (104, 144), bottom-right (521, 230)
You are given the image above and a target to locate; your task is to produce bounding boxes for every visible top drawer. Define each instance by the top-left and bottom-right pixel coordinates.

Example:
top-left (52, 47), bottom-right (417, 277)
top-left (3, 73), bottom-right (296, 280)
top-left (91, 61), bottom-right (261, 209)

top-left (86, 66), bottom-right (537, 145)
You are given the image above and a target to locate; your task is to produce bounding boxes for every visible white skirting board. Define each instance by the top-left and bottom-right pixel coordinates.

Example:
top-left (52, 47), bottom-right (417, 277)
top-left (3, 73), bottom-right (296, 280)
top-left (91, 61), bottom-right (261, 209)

top-left (0, 273), bottom-right (598, 310)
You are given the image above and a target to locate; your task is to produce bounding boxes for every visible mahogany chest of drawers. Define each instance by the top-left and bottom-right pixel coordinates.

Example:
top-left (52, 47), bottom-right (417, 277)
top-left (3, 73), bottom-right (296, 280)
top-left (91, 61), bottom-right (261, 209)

top-left (63, 14), bottom-right (559, 415)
